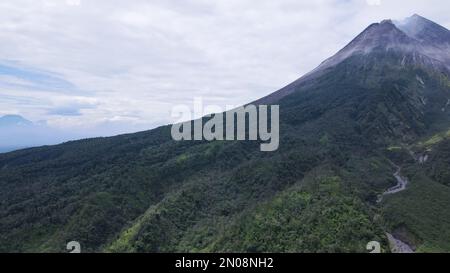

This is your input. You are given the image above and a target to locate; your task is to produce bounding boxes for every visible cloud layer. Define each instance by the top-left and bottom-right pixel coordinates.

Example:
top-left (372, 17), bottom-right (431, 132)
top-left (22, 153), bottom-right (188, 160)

top-left (1, 0), bottom-right (449, 138)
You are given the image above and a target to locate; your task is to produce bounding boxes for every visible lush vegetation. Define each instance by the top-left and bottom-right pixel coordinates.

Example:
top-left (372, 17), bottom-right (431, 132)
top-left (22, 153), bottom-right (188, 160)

top-left (1, 52), bottom-right (450, 252)
top-left (381, 165), bottom-right (450, 252)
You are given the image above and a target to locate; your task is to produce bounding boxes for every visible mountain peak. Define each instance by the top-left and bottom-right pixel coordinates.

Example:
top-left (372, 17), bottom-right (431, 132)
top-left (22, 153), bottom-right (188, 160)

top-left (411, 13), bottom-right (425, 19)
top-left (380, 19), bottom-right (394, 25)
top-left (0, 115), bottom-right (33, 127)
top-left (312, 18), bottom-right (415, 72)
top-left (315, 14), bottom-right (450, 73)
top-left (256, 15), bottom-right (450, 105)
top-left (394, 14), bottom-right (450, 44)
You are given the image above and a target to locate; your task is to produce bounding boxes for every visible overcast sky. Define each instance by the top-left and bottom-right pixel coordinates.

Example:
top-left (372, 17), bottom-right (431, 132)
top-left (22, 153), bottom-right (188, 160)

top-left (0, 0), bottom-right (449, 137)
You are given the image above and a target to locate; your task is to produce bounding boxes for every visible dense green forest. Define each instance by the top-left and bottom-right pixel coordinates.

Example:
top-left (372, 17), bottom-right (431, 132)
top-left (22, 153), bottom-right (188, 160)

top-left (1, 49), bottom-right (450, 253)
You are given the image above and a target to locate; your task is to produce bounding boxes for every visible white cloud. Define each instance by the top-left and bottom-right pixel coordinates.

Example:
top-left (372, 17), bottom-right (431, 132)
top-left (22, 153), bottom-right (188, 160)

top-left (0, 0), bottom-right (449, 138)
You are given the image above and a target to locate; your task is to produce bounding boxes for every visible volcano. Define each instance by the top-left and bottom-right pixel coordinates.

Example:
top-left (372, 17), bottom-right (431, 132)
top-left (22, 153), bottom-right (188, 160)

top-left (1, 15), bottom-right (450, 253)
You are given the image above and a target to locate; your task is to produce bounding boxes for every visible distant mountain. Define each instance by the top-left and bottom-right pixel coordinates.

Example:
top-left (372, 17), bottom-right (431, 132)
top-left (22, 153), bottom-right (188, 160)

top-left (0, 115), bottom-right (71, 153)
top-left (1, 15), bottom-right (450, 253)
top-left (0, 115), bottom-right (33, 128)
top-left (0, 115), bottom-right (33, 152)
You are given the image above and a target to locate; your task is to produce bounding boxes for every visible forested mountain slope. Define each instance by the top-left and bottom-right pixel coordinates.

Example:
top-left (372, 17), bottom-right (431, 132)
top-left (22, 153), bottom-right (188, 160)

top-left (1, 15), bottom-right (450, 253)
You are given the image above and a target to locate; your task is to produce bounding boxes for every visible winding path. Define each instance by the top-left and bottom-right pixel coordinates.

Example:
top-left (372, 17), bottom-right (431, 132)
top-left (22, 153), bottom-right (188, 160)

top-left (377, 166), bottom-right (408, 203)
top-left (377, 165), bottom-right (414, 253)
